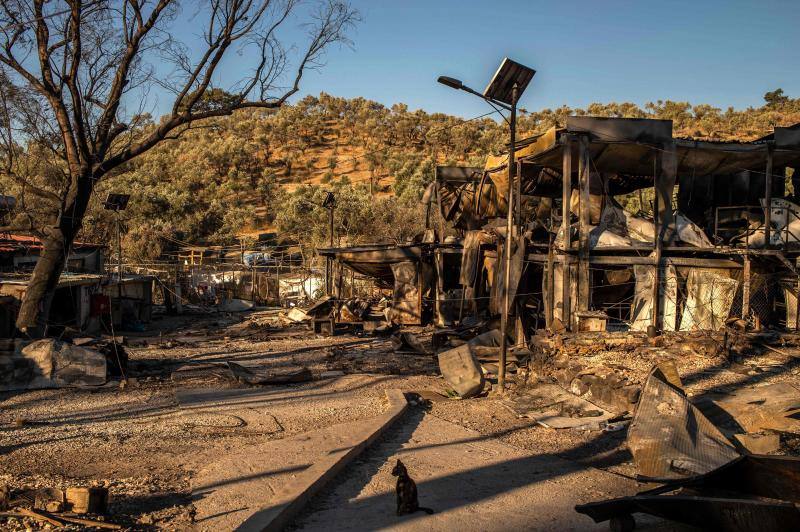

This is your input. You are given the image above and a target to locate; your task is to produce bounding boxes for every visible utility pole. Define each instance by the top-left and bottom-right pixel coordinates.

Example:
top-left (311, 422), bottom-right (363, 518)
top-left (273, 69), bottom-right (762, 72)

top-left (116, 212), bottom-right (122, 299)
top-left (102, 194), bottom-right (130, 308)
top-left (498, 82), bottom-right (518, 393)
top-left (324, 192), bottom-right (336, 295)
top-left (437, 59), bottom-right (535, 395)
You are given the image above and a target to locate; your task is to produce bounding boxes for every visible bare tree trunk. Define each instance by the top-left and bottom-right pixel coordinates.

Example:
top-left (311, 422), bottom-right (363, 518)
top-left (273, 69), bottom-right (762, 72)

top-left (16, 176), bottom-right (94, 336)
top-left (16, 230), bottom-right (71, 336)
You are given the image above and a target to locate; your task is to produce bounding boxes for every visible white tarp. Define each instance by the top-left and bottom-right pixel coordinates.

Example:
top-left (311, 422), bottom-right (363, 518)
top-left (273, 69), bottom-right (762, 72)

top-left (737, 198), bottom-right (800, 248)
top-left (674, 212), bottom-right (713, 247)
top-left (679, 270), bottom-right (738, 331)
top-left (630, 264), bottom-right (678, 332)
top-left (587, 197), bottom-right (711, 249)
top-left (279, 275), bottom-right (324, 301)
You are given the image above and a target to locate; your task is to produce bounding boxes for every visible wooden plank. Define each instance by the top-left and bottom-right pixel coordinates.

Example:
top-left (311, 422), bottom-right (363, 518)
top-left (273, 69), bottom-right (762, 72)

top-left (545, 244), bottom-right (554, 327)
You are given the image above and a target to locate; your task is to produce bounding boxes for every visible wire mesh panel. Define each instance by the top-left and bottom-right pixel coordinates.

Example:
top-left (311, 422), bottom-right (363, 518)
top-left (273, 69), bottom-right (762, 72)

top-left (747, 271), bottom-right (797, 329)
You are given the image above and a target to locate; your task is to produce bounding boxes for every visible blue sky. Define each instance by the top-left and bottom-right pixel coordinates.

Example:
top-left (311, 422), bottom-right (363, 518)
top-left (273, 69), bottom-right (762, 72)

top-left (165, 0), bottom-right (800, 119)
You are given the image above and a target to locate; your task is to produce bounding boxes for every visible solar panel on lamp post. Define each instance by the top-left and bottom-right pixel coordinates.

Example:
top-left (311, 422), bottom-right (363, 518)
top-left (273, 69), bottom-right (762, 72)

top-left (437, 58), bottom-right (535, 394)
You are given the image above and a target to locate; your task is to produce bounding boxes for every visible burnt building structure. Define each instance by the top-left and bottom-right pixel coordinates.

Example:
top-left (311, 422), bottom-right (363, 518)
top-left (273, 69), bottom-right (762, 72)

top-left (321, 116), bottom-right (800, 343)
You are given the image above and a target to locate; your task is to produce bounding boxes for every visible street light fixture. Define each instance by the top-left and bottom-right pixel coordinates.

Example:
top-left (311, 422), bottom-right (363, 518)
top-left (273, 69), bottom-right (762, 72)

top-left (298, 192), bottom-right (336, 295)
top-left (103, 193), bottom-right (131, 301)
top-left (438, 58), bottom-right (535, 394)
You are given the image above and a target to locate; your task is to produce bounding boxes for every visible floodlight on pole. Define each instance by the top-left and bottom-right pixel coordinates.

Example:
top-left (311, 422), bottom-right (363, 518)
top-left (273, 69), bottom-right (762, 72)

top-left (298, 193), bottom-right (336, 295)
top-left (103, 193), bottom-right (131, 285)
top-left (437, 75), bottom-right (512, 112)
top-left (103, 193), bottom-right (130, 212)
top-left (437, 57), bottom-right (535, 394)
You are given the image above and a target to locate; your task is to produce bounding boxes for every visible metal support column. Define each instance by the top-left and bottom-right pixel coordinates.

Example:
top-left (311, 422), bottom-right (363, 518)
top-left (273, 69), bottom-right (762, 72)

top-left (498, 82), bottom-right (518, 393)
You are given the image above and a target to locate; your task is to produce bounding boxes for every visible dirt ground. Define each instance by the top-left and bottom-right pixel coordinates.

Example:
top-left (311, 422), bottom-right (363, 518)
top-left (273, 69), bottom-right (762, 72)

top-left (2, 307), bottom-right (800, 530)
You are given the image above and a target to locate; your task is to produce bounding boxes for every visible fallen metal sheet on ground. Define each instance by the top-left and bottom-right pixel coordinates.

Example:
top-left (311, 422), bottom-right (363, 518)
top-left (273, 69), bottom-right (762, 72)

top-left (627, 367), bottom-right (739, 481)
top-left (503, 383), bottom-right (615, 430)
top-left (285, 307), bottom-right (311, 323)
top-left (171, 362), bottom-right (230, 382)
top-left (576, 455), bottom-right (800, 532)
top-left (227, 362), bottom-right (313, 385)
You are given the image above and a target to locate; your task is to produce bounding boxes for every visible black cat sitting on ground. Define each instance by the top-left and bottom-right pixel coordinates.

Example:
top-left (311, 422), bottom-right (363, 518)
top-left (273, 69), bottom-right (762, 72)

top-left (391, 460), bottom-right (435, 516)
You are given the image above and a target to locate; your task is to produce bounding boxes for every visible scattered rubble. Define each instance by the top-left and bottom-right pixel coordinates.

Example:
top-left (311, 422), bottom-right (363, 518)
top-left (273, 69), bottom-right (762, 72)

top-left (0, 338), bottom-right (128, 391)
top-left (391, 332), bottom-right (429, 354)
top-left (577, 455), bottom-right (800, 531)
top-left (0, 483), bottom-right (116, 529)
top-left (502, 383), bottom-right (615, 430)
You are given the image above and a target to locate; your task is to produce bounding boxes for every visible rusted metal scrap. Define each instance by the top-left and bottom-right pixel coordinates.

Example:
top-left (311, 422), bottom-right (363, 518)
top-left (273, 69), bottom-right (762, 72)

top-left (576, 455), bottom-right (800, 532)
top-left (226, 362), bottom-right (312, 385)
top-left (627, 366), bottom-right (739, 481)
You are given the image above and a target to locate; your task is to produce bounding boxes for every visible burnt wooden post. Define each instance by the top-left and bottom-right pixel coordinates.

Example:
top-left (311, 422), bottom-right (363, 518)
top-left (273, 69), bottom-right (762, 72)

top-left (651, 142), bottom-right (677, 331)
top-left (577, 135), bottom-right (590, 316)
top-left (561, 134), bottom-right (573, 329)
top-left (765, 142), bottom-right (775, 246)
top-left (545, 240), bottom-right (554, 328)
top-left (742, 256), bottom-right (751, 320)
top-left (651, 152), bottom-right (661, 331)
top-left (796, 257), bottom-right (800, 331)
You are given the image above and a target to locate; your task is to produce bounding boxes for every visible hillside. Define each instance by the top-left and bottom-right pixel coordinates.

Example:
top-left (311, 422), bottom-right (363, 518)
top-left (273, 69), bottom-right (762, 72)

top-left (89, 90), bottom-right (800, 261)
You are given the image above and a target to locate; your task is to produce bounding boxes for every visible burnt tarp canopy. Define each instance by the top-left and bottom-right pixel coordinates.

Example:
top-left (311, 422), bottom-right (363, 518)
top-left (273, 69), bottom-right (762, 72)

top-left (430, 166), bottom-right (485, 230)
top-left (485, 117), bottom-right (674, 197)
top-left (317, 244), bottom-right (427, 288)
top-left (493, 117), bottom-right (800, 193)
top-left (429, 118), bottom-right (800, 233)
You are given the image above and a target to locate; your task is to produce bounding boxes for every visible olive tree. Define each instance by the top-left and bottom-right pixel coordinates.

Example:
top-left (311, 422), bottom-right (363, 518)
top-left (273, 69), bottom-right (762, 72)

top-left (0, 0), bottom-right (357, 335)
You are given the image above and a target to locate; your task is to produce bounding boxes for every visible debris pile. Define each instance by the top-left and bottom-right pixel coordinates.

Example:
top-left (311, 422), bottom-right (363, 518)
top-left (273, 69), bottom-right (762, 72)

top-left (0, 338), bottom-right (127, 391)
top-left (577, 361), bottom-right (800, 530)
top-left (0, 483), bottom-right (117, 529)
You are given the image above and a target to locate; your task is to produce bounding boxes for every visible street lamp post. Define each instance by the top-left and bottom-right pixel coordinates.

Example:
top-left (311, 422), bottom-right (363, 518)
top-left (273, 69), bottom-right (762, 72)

top-left (103, 194), bottom-right (131, 301)
top-left (300, 193), bottom-right (336, 296)
top-left (437, 58), bottom-right (535, 393)
top-left (323, 192), bottom-right (336, 295)
top-left (498, 82), bottom-right (518, 393)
